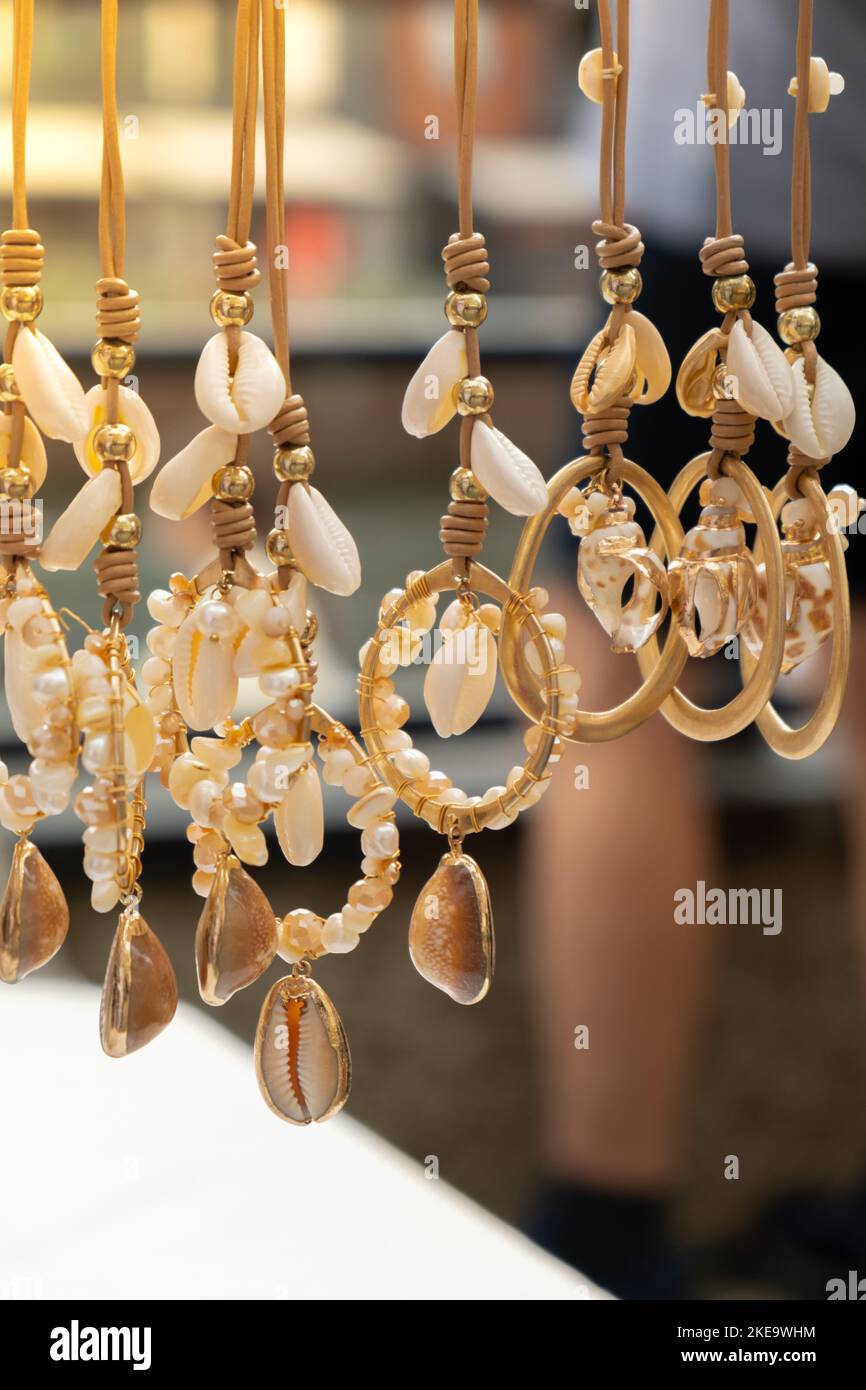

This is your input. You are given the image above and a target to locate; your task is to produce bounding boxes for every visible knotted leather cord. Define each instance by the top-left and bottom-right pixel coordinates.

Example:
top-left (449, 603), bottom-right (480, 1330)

top-left (581, 0), bottom-right (644, 483)
top-left (93, 0), bottom-right (140, 626)
top-left (776, 0), bottom-right (826, 499)
top-left (439, 0), bottom-right (490, 564)
top-left (700, 0), bottom-right (755, 481)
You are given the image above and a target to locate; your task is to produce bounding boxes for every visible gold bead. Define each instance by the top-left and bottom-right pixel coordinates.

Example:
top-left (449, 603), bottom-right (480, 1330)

top-left (213, 464), bottom-right (255, 501)
top-left (103, 513), bottom-right (142, 549)
top-left (456, 375), bottom-right (495, 416)
top-left (209, 290), bottom-right (253, 328)
top-left (93, 423), bottom-right (136, 463)
top-left (711, 274), bottom-right (756, 313)
top-left (273, 445), bottom-right (315, 482)
top-left (91, 338), bottom-right (136, 379)
top-left (449, 467), bottom-right (488, 503)
top-left (444, 290), bottom-right (488, 329)
top-left (0, 466), bottom-right (32, 499)
top-left (266, 529), bottom-right (294, 566)
top-left (0, 284), bottom-right (43, 322)
top-left (778, 306), bottom-right (821, 345)
top-left (600, 267), bottom-right (642, 305)
top-left (0, 363), bottom-right (20, 401)
top-left (712, 363), bottom-right (734, 400)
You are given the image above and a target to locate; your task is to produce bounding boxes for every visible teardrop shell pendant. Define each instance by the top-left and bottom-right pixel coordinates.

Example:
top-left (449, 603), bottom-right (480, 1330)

top-left (409, 850), bottom-right (494, 1005)
top-left (255, 971), bottom-right (351, 1124)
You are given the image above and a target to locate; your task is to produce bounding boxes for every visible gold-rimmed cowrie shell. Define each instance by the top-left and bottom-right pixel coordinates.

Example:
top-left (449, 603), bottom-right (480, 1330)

top-left (788, 57), bottom-right (844, 113)
top-left (401, 329), bottom-right (468, 438)
top-left (99, 911), bottom-right (178, 1058)
top-left (570, 323), bottom-right (637, 415)
top-left (287, 483), bottom-right (361, 596)
top-left (149, 424), bottom-right (237, 521)
top-left (578, 47), bottom-right (620, 104)
top-left (274, 761), bottom-right (324, 867)
top-left (255, 973), bottom-right (351, 1124)
top-left (171, 603), bottom-right (242, 731)
top-left (409, 851), bottom-right (494, 1005)
top-left (0, 413), bottom-right (47, 490)
top-left (195, 857), bottom-right (277, 1006)
top-left (469, 421), bottom-right (547, 516)
top-left (0, 838), bottom-right (69, 983)
top-left (39, 467), bottom-right (123, 572)
top-left (194, 330), bottom-right (286, 435)
top-left (726, 318), bottom-right (794, 421)
top-left (780, 353), bottom-right (855, 460)
top-left (423, 613), bottom-right (497, 737)
top-left (675, 327), bottom-right (727, 417)
top-left (74, 384), bottom-right (160, 483)
top-left (627, 311), bottom-right (672, 406)
top-left (11, 327), bottom-right (89, 442)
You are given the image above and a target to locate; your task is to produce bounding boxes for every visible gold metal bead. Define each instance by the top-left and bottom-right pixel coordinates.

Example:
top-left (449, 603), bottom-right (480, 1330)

top-left (456, 375), bottom-right (495, 416)
top-left (91, 338), bottom-right (136, 379)
top-left (444, 290), bottom-right (488, 329)
top-left (0, 284), bottom-right (43, 322)
top-left (0, 363), bottom-right (20, 401)
top-left (213, 464), bottom-right (255, 501)
top-left (93, 423), bottom-right (136, 463)
top-left (711, 274), bottom-right (756, 313)
top-left (103, 513), bottom-right (142, 549)
top-left (449, 467), bottom-right (488, 503)
top-left (600, 267), bottom-right (642, 305)
top-left (273, 445), bottom-right (315, 482)
top-left (209, 290), bottom-right (253, 328)
top-left (266, 529), bottom-right (295, 566)
top-left (778, 306), bottom-right (821, 345)
top-left (0, 466), bottom-right (32, 499)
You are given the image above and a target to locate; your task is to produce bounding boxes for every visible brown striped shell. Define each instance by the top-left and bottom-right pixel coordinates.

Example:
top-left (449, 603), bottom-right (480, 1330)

top-left (408, 852), bottom-right (494, 1005)
top-left (195, 857), bottom-right (277, 1006)
top-left (255, 974), bottom-right (351, 1124)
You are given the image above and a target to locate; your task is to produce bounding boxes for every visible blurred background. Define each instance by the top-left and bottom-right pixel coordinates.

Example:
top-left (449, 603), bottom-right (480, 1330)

top-left (2, 0), bottom-right (866, 1300)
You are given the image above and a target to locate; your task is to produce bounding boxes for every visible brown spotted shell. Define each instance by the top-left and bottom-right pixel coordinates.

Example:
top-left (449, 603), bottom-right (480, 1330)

top-left (408, 852), bottom-right (494, 1005)
top-left (255, 974), bottom-right (351, 1124)
top-left (0, 839), bottom-right (69, 984)
top-left (195, 857), bottom-right (277, 1006)
top-left (99, 911), bottom-right (178, 1058)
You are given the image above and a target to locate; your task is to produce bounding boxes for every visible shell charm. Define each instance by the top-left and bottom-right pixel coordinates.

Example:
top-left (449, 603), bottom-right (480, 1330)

top-left (0, 413), bottom-right (47, 491)
top-left (423, 601), bottom-right (498, 737)
top-left (0, 838), bottom-right (69, 984)
top-left (273, 761), bottom-right (324, 866)
top-left (570, 323), bottom-right (637, 415)
top-left (39, 468), bottom-right (123, 572)
top-left (676, 328), bottom-right (727, 417)
top-left (194, 330), bottom-right (286, 434)
top-left (726, 318), bottom-right (794, 422)
top-left (780, 353), bottom-right (855, 460)
top-left (742, 495), bottom-right (839, 674)
top-left (170, 599), bottom-right (242, 731)
top-left (149, 425), bottom-right (238, 521)
top-left (409, 851), bottom-right (494, 1005)
top-left (287, 483), bottom-right (361, 596)
top-left (195, 857), bottom-right (277, 1005)
top-left (74, 383), bottom-right (160, 483)
top-left (629, 310), bottom-right (672, 406)
top-left (255, 973), bottom-right (351, 1124)
top-left (573, 490), bottom-right (668, 653)
top-left (401, 329), bottom-right (468, 438)
top-left (99, 908), bottom-right (178, 1058)
top-left (668, 478), bottom-right (758, 658)
top-left (469, 421), bottom-right (547, 516)
top-left (11, 326), bottom-right (89, 443)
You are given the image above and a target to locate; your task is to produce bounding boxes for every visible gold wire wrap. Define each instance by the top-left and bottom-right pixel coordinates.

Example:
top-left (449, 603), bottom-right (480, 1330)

top-left (699, 232), bottom-right (749, 278)
top-left (269, 393), bottom-right (311, 448)
top-left (95, 275), bottom-right (140, 343)
top-left (213, 233), bottom-right (260, 293)
top-left (442, 231), bottom-right (490, 292)
top-left (0, 227), bottom-right (43, 285)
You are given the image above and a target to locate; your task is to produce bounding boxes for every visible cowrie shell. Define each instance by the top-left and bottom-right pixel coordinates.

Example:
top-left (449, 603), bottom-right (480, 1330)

top-left (39, 468), bottom-right (122, 572)
top-left (171, 603), bottom-right (242, 731)
top-left (194, 330), bottom-right (286, 435)
top-left (676, 328), bottom-right (727, 417)
top-left (287, 483), bottom-right (361, 596)
top-left (781, 353), bottom-right (855, 459)
top-left (470, 422), bottom-right (547, 516)
top-left (274, 761), bottom-right (324, 867)
top-left (255, 974), bottom-right (351, 1124)
top-left (628, 310), bottom-right (672, 406)
top-left (423, 616), bottom-right (497, 737)
top-left (0, 413), bottom-right (46, 490)
top-left (11, 327), bottom-right (89, 442)
top-left (570, 323), bottom-right (636, 415)
top-left (149, 424), bottom-right (237, 521)
top-left (726, 318), bottom-right (794, 421)
top-left (401, 329), bottom-right (467, 438)
top-left (74, 384), bottom-right (160, 483)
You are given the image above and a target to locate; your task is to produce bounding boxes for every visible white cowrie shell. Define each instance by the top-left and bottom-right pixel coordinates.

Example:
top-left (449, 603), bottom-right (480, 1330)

top-left (781, 353), bottom-right (855, 459)
top-left (726, 318), bottom-right (794, 421)
top-left (470, 422), bottom-right (547, 517)
top-left (194, 330), bottom-right (286, 434)
top-left (171, 603), bottom-right (241, 731)
top-left (423, 618), bottom-right (497, 737)
top-left (148, 424), bottom-right (237, 520)
top-left (11, 327), bottom-right (89, 442)
top-left (39, 468), bottom-right (122, 571)
top-left (401, 329), bottom-right (467, 438)
top-left (287, 483), bottom-right (361, 596)
top-left (74, 384), bottom-right (160, 483)
top-left (274, 762), bottom-right (324, 867)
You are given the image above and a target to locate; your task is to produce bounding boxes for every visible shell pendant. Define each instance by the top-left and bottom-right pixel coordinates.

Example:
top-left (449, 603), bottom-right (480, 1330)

top-left (99, 909), bottom-right (178, 1058)
top-left (255, 973), bottom-right (351, 1124)
top-left (0, 838), bottom-right (69, 984)
top-left (409, 851), bottom-right (494, 1005)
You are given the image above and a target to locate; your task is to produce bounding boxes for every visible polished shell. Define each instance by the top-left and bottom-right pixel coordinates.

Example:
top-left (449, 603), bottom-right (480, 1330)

top-left (274, 761), bottom-right (324, 866)
top-left (74, 384), bottom-right (161, 483)
top-left (171, 604), bottom-right (241, 731)
top-left (148, 424), bottom-right (238, 520)
top-left (39, 468), bottom-right (123, 572)
top-left (11, 326), bottom-right (89, 442)
top-left (195, 857), bottom-right (277, 1005)
top-left (628, 310), bottom-right (672, 406)
top-left (287, 483), bottom-right (361, 596)
top-left (401, 329), bottom-right (468, 438)
top-left (726, 318), bottom-right (794, 421)
top-left (255, 973), bottom-right (351, 1124)
top-left (193, 330), bottom-right (286, 435)
top-left (423, 616), bottom-right (497, 737)
top-left (470, 422), bottom-right (547, 517)
top-left (408, 852), bottom-right (494, 1004)
top-left (0, 838), bottom-right (69, 983)
top-left (675, 328), bottom-right (726, 417)
top-left (99, 911), bottom-right (178, 1057)
top-left (781, 353), bottom-right (855, 460)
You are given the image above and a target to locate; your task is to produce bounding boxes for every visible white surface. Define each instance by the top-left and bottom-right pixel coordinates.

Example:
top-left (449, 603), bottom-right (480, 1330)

top-left (1, 981), bottom-right (600, 1301)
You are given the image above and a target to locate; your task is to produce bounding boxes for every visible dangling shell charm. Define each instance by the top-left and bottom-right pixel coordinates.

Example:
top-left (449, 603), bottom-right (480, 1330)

top-left (423, 602), bottom-right (498, 737)
top-left (195, 857), bottom-right (277, 1005)
top-left (409, 851), bottom-right (494, 1005)
top-left (401, 329), bottom-right (467, 438)
top-left (571, 323), bottom-right (637, 414)
top-left (39, 468), bottom-right (123, 572)
top-left (573, 490), bottom-right (668, 653)
top-left (287, 483), bottom-right (361, 596)
top-left (11, 326), bottom-right (89, 442)
top-left (194, 330), bottom-right (286, 434)
top-left (742, 495), bottom-right (837, 673)
top-left (469, 422), bottom-right (547, 516)
top-left (255, 973), bottom-right (351, 1124)
top-left (149, 425), bottom-right (238, 520)
top-left (99, 909), bottom-right (178, 1057)
top-left (676, 328), bottom-right (727, 417)
top-left (779, 353), bottom-right (855, 460)
top-left (668, 477), bottom-right (757, 658)
top-left (171, 599), bottom-right (243, 731)
top-left (0, 838), bottom-right (69, 983)
top-left (726, 318), bottom-right (794, 422)
top-left (629, 310), bottom-right (672, 406)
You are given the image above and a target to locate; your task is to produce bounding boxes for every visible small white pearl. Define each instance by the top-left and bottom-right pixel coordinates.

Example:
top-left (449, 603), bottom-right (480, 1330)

top-left (195, 600), bottom-right (239, 639)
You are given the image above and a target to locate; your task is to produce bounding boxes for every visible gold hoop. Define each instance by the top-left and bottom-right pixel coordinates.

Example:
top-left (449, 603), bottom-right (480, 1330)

top-left (738, 472), bottom-right (850, 760)
top-left (636, 452), bottom-right (786, 741)
top-left (500, 455), bottom-right (688, 742)
top-left (358, 559), bottom-right (560, 837)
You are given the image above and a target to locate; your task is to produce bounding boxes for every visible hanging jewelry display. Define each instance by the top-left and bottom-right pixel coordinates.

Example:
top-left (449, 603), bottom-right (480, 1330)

top-left (357, 0), bottom-right (562, 1009)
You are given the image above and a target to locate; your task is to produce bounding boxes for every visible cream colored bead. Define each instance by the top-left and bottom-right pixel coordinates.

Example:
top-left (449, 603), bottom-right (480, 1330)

top-left (578, 47), bottom-right (619, 104)
top-left (346, 785), bottom-right (397, 829)
top-left (788, 56), bottom-right (844, 113)
top-left (321, 913), bottom-right (360, 955)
